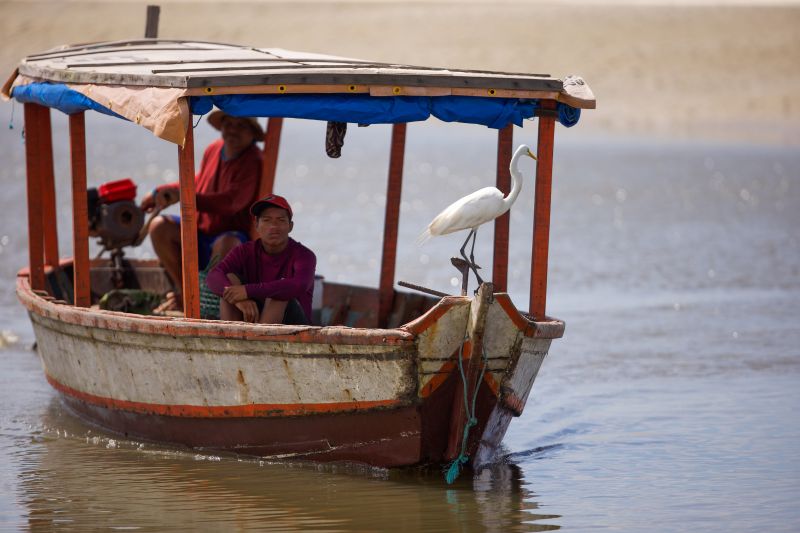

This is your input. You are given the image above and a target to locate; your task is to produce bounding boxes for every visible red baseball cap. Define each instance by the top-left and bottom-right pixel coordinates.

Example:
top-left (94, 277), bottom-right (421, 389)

top-left (250, 194), bottom-right (293, 219)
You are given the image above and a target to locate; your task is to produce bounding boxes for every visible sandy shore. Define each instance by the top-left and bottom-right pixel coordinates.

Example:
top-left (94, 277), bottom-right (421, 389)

top-left (1, 0), bottom-right (798, 145)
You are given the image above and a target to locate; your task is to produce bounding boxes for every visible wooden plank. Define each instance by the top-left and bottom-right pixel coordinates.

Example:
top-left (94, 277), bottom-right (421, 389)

top-left (186, 84), bottom-right (370, 96)
top-left (69, 113), bottom-right (91, 307)
top-left (378, 123), bottom-right (406, 327)
top-left (17, 64), bottom-right (190, 89)
top-left (26, 42), bottom-right (553, 78)
top-left (23, 103), bottom-right (46, 291)
top-left (148, 63), bottom-right (550, 76)
top-left (66, 58), bottom-right (372, 69)
top-left (452, 88), bottom-right (561, 100)
top-left (184, 84), bottom-right (562, 102)
top-left (369, 86), bottom-right (452, 97)
top-left (492, 125), bottom-right (513, 292)
top-left (251, 117), bottom-right (284, 240)
top-left (39, 107), bottom-right (59, 268)
top-left (529, 100), bottom-right (556, 319)
top-left (144, 5), bottom-right (160, 39)
top-left (187, 73), bottom-right (565, 92)
top-left (178, 126), bottom-right (200, 319)
top-left (24, 40), bottom-right (241, 60)
top-left (18, 64), bottom-right (564, 92)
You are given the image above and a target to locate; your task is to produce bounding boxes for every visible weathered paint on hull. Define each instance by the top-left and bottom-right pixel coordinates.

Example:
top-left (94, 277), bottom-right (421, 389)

top-left (18, 275), bottom-right (563, 469)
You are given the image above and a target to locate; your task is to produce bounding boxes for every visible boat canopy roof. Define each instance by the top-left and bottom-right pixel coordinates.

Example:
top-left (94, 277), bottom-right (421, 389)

top-left (2, 39), bottom-right (595, 145)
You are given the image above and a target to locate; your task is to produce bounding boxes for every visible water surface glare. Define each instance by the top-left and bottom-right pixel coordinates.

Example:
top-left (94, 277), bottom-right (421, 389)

top-left (0, 109), bottom-right (798, 531)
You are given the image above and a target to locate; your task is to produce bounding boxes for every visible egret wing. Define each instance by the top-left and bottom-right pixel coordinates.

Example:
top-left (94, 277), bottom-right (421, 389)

top-left (427, 187), bottom-right (506, 236)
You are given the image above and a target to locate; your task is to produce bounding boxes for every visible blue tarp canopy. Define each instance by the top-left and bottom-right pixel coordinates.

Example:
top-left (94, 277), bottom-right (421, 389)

top-left (11, 81), bottom-right (581, 130)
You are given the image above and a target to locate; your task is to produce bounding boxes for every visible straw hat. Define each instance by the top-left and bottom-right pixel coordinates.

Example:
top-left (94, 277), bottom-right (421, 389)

top-left (207, 110), bottom-right (264, 138)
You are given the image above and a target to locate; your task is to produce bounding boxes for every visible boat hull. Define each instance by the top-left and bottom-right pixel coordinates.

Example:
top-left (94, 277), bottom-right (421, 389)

top-left (18, 272), bottom-right (563, 469)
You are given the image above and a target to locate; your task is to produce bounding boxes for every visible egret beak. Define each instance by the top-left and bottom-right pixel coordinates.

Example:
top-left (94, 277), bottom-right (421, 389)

top-left (527, 149), bottom-right (538, 160)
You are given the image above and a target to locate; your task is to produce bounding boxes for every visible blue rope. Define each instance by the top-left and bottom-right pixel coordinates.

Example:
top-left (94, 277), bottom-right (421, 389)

top-left (444, 334), bottom-right (489, 484)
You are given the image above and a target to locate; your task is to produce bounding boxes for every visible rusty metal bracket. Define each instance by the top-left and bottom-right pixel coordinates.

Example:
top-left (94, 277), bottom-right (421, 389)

top-left (450, 257), bottom-right (471, 296)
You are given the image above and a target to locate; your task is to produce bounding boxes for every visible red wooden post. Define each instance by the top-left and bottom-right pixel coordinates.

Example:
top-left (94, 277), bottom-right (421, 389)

top-left (251, 117), bottom-right (284, 240)
top-left (178, 125), bottom-right (200, 319)
top-left (23, 103), bottom-right (46, 291)
top-left (69, 112), bottom-right (91, 307)
top-left (259, 117), bottom-right (283, 197)
top-left (492, 125), bottom-right (513, 292)
top-left (378, 123), bottom-right (406, 327)
top-left (529, 100), bottom-right (557, 319)
top-left (40, 106), bottom-right (59, 268)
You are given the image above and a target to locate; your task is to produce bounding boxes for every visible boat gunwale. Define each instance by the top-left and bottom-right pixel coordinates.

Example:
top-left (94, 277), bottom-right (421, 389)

top-left (16, 274), bottom-right (415, 346)
top-left (17, 267), bottom-right (564, 344)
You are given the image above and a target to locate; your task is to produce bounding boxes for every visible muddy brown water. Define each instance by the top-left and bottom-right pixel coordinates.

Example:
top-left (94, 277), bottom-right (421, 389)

top-left (1, 107), bottom-right (798, 531)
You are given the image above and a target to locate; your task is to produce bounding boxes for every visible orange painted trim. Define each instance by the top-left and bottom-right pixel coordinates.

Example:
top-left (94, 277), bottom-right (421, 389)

top-left (419, 360), bottom-right (456, 398)
top-left (17, 275), bottom-right (414, 346)
top-left (495, 293), bottom-right (533, 334)
top-left (494, 292), bottom-right (565, 339)
top-left (402, 296), bottom-right (469, 335)
top-left (419, 340), bottom-right (472, 398)
top-left (483, 372), bottom-right (500, 396)
top-left (45, 373), bottom-right (402, 418)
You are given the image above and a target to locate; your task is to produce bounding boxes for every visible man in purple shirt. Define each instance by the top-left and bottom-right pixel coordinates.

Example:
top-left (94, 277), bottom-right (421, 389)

top-left (205, 195), bottom-right (316, 324)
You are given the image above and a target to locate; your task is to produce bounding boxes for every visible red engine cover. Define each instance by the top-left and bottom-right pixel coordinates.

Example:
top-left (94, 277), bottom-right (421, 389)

top-left (98, 178), bottom-right (137, 203)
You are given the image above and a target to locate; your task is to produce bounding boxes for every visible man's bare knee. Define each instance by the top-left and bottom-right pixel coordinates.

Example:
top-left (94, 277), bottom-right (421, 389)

top-left (149, 216), bottom-right (179, 244)
top-left (149, 216), bottom-right (182, 288)
top-left (219, 299), bottom-right (243, 321)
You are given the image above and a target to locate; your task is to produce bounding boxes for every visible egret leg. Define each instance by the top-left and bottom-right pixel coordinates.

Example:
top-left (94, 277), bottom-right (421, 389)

top-left (468, 230), bottom-right (484, 285)
top-left (459, 230), bottom-right (474, 266)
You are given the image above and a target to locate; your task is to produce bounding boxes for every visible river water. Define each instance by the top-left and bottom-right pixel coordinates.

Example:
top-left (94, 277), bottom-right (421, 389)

top-left (0, 106), bottom-right (798, 532)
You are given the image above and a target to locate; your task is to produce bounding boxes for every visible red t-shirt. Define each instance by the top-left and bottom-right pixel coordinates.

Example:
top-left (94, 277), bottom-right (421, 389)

top-left (167, 139), bottom-right (262, 235)
top-left (206, 238), bottom-right (317, 320)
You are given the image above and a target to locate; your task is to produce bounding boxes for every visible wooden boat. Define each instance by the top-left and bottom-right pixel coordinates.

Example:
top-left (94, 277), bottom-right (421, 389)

top-left (4, 38), bottom-right (594, 475)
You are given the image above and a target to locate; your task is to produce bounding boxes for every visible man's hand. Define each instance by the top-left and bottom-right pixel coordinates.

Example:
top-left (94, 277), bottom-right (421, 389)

top-left (141, 185), bottom-right (180, 213)
top-left (235, 300), bottom-right (259, 323)
top-left (223, 284), bottom-right (248, 304)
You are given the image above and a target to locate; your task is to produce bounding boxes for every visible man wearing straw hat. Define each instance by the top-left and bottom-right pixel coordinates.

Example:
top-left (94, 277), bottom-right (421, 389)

top-left (140, 110), bottom-right (264, 313)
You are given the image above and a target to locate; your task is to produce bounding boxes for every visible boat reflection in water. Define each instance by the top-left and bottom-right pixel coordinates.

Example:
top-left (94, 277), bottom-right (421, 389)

top-left (18, 398), bottom-right (560, 532)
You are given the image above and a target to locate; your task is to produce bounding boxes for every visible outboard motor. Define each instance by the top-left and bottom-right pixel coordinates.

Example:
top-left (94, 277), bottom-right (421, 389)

top-left (87, 178), bottom-right (145, 288)
top-left (87, 178), bottom-right (145, 249)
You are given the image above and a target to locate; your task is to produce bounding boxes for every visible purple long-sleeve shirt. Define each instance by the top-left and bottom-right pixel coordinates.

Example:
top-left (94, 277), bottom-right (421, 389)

top-left (206, 238), bottom-right (316, 320)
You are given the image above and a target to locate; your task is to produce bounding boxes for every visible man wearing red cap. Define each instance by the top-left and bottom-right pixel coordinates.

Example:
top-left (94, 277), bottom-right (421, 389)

top-left (140, 110), bottom-right (264, 312)
top-left (205, 195), bottom-right (316, 324)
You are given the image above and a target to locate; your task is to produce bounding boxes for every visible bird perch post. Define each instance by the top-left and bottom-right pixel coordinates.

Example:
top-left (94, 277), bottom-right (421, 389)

top-left (529, 100), bottom-right (557, 319)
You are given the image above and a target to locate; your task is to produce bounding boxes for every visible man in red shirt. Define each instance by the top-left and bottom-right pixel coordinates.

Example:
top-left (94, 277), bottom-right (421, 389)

top-left (140, 110), bottom-right (263, 311)
top-left (205, 195), bottom-right (316, 324)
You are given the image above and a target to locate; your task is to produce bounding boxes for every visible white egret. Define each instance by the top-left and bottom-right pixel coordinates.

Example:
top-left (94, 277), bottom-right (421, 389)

top-left (418, 144), bottom-right (537, 285)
